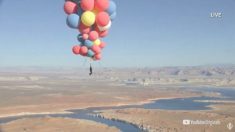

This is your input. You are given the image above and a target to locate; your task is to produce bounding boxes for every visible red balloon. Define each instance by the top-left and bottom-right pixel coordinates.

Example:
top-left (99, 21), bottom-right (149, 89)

top-left (81, 0), bottom-right (95, 11)
top-left (91, 45), bottom-right (101, 54)
top-left (94, 25), bottom-right (108, 37)
top-left (82, 34), bottom-right (89, 40)
top-left (99, 30), bottom-right (108, 37)
top-left (64, 1), bottom-right (78, 14)
top-left (96, 12), bottom-right (110, 27)
top-left (94, 53), bottom-right (102, 60)
top-left (89, 31), bottom-right (99, 41)
top-left (80, 46), bottom-right (88, 55)
top-left (72, 45), bottom-right (81, 55)
top-left (78, 23), bottom-right (91, 34)
top-left (95, 0), bottom-right (109, 11)
top-left (99, 41), bottom-right (106, 49)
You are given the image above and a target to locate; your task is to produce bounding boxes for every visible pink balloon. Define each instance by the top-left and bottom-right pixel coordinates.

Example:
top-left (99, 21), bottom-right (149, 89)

top-left (94, 24), bottom-right (108, 37)
top-left (99, 30), bottom-right (108, 37)
top-left (91, 45), bottom-right (101, 54)
top-left (72, 45), bottom-right (81, 55)
top-left (96, 12), bottom-right (110, 27)
top-left (89, 31), bottom-right (99, 41)
top-left (78, 23), bottom-right (91, 34)
top-left (95, 0), bottom-right (109, 11)
top-left (64, 1), bottom-right (78, 14)
top-left (94, 53), bottom-right (102, 60)
top-left (82, 34), bottom-right (89, 40)
top-left (81, 0), bottom-right (95, 11)
top-left (80, 46), bottom-right (88, 55)
top-left (99, 41), bottom-right (106, 49)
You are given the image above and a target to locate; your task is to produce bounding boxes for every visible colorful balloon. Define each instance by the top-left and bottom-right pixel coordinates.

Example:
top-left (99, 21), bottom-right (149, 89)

top-left (99, 41), bottom-right (106, 49)
top-left (94, 39), bottom-right (101, 46)
top-left (87, 50), bottom-right (95, 57)
top-left (95, 0), bottom-right (109, 11)
top-left (81, 0), bottom-right (95, 11)
top-left (96, 12), bottom-right (110, 26)
top-left (64, 0), bottom-right (116, 61)
top-left (77, 34), bottom-right (84, 43)
top-left (67, 14), bottom-right (80, 28)
top-left (72, 45), bottom-right (81, 55)
top-left (91, 45), bottom-right (101, 54)
top-left (80, 46), bottom-right (88, 55)
top-left (98, 21), bottom-right (111, 31)
top-left (98, 30), bottom-right (108, 37)
top-left (84, 40), bottom-right (94, 48)
top-left (110, 11), bottom-right (116, 20)
top-left (94, 53), bottom-right (102, 60)
top-left (89, 31), bottom-right (99, 41)
top-left (81, 11), bottom-right (96, 26)
top-left (78, 23), bottom-right (91, 34)
top-left (82, 34), bottom-right (89, 40)
top-left (64, 1), bottom-right (78, 14)
top-left (106, 0), bottom-right (116, 15)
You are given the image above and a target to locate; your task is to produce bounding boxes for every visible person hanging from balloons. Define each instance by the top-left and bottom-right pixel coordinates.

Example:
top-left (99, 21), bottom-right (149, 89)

top-left (64, 0), bottom-right (117, 75)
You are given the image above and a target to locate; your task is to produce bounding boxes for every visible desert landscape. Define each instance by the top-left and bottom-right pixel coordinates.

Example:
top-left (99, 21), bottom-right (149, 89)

top-left (0, 66), bottom-right (235, 132)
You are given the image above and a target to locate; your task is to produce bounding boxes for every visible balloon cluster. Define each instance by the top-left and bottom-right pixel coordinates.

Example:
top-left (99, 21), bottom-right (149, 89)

top-left (64, 0), bottom-right (117, 61)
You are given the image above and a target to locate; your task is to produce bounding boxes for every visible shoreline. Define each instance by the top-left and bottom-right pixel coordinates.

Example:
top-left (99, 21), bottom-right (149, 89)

top-left (0, 94), bottom-right (200, 120)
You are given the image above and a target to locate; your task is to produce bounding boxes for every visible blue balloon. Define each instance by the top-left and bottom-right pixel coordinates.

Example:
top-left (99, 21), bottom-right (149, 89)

top-left (110, 12), bottom-right (117, 21)
top-left (87, 50), bottom-right (95, 57)
top-left (106, 1), bottom-right (116, 15)
top-left (77, 34), bottom-right (84, 43)
top-left (84, 40), bottom-right (93, 48)
top-left (66, 14), bottom-right (80, 29)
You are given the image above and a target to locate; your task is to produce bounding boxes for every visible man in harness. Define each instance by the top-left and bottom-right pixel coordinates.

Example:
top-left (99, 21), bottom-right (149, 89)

top-left (89, 63), bottom-right (93, 76)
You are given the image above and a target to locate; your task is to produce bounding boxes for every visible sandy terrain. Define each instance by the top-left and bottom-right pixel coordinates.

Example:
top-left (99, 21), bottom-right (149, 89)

top-left (0, 117), bottom-right (119, 132)
top-left (0, 69), bottom-right (205, 117)
top-left (0, 66), bottom-right (234, 132)
top-left (100, 107), bottom-right (235, 132)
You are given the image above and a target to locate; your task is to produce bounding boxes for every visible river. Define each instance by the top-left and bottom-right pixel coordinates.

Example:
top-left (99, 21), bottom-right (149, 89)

top-left (0, 87), bottom-right (235, 132)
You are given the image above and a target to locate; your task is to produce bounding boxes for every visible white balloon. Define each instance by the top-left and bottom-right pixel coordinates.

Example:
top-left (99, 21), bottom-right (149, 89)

top-left (98, 21), bottom-right (112, 31)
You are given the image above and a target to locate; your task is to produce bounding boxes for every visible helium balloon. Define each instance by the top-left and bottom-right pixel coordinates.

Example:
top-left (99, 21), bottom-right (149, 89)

top-left (67, 14), bottom-right (80, 28)
top-left (98, 30), bottom-right (108, 37)
top-left (81, 0), bottom-right (94, 11)
top-left (80, 46), bottom-right (88, 55)
top-left (64, 1), bottom-right (78, 14)
top-left (95, 0), bottom-right (109, 11)
top-left (81, 11), bottom-right (96, 26)
top-left (77, 34), bottom-right (84, 42)
top-left (82, 34), bottom-right (89, 40)
top-left (94, 25), bottom-right (109, 37)
top-left (106, 0), bottom-right (116, 15)
top-left (94, 53), bottom-right (102, 60)
top-left (91, 45), bottom-right (101, 54)
top-left (94, 39), bottom-right (101, 46)
top-left (87, 50), bottom-right (95, 57)
top-left (78, 23), bottom-right (91, 34)
top-left (64, 0), bottom-right (116, 62)
top-left (99, 41), bottom-right (106, 49)
top-left (98, 21), bottom-right (111, 31)
top-left (89, 31), bottom-right (99, 41)
top-left (110, 12), bottom-right (116, 21)
top-left (96, 12), bottom-right (110, 26)
top-left (72, 45), bottom-right (81, 55)
top-left (84, 40), bottom-right (94, 48)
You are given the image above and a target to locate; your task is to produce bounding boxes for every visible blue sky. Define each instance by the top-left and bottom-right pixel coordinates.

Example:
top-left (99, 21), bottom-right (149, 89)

top-left (0, 0), bottom-right (234, 67)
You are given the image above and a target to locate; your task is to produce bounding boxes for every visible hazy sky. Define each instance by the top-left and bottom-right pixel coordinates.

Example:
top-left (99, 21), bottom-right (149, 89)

top-left (0, 0), bottom-right (234, 67)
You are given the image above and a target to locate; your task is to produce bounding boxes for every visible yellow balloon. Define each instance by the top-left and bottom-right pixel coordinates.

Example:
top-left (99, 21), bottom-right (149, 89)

top-left (94, 39), bottom-right (101, 46)
top-left (81, 11), bottom-right (95, 27)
